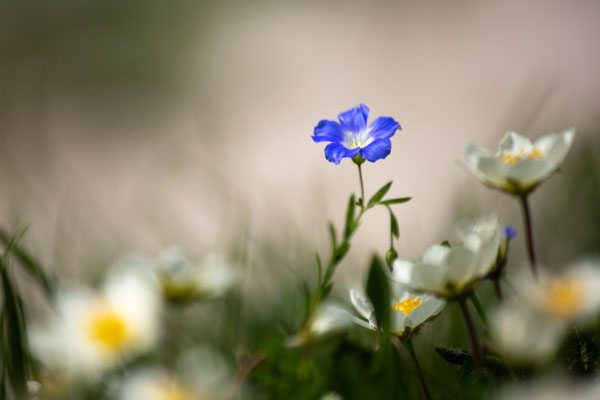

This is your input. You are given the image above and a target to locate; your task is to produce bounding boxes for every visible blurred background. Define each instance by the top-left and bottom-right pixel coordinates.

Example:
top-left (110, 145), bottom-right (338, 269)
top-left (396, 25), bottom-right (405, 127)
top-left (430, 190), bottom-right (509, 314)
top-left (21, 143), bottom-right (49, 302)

top-left (1, 0), bottom-right (599, 293)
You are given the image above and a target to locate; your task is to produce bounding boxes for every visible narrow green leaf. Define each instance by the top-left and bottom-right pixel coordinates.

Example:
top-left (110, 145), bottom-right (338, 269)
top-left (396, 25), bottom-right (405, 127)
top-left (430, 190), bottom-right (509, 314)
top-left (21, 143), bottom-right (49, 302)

top-left (0, 227), bottom-right (53, 297)
top-left (389, 209), bottom-right (399, 239)
top-left (365, 255), bottom-right (391, 332)
top-left (328, 222), bottom-right (338, 250)
top-left (344, 194), bottom-right (356, 237)
top-left (333, 242), bottom-right (350, 264)
top-left (0, 262), bottom-right (29, 396)
top-left (315, 253), bottom-right (323, 286)
top-left (378, 197), bottom-right (412, 206)
top-left (367, 181), bottom-right (392, 208)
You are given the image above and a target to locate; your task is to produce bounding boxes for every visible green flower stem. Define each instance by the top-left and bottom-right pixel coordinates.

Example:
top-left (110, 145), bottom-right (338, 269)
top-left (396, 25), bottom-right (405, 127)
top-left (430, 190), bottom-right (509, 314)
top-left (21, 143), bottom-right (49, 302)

top-left (492, 277), bottom-right (503, 303)
top-left (519, 195), bottom-right (538, 279)
top-left (458, 297), bottom-right (482, 373)
top-left (357, 163), bottom-right (365, 211)
top-left (405, 339), bottom-right (432, 400)
top-left (468, 292), bottom-right (488, 331)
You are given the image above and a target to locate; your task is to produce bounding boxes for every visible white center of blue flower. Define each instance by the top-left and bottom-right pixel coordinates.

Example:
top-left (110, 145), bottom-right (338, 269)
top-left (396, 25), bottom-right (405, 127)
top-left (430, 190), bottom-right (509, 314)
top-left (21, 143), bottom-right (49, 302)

top-left (344, 130), bottom-right (373, 149)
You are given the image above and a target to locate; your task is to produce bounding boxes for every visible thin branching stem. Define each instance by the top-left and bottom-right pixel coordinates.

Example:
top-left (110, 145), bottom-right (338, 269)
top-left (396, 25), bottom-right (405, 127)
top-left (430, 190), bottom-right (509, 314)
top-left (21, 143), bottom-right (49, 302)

top-left (519, 195), bottom-right (538, 279)
top-left (459, 297), bottom-right (482, 373)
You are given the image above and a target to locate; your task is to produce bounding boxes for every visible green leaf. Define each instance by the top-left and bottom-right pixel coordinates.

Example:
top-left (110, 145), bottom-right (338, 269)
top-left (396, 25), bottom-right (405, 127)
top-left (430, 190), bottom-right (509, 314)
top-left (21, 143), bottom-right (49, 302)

top-left (388, 208), bottom-right (399, 239)
top-left (0, 227), bottom-right (53, 297)
top-left (332, 242), bottom-right (350, 265)
top-left (440, 240), bottom-right (451, 247)
top-left (367, 181), bottom-right (392, 208)
top-left (344, 194), bottom-right (356, 237)
top-left (328, 222), bottom-right (337, 250)
top-left (315, 253), bottom-right (323, 286)
top-left (378, 197), bottom-right (412, 206)
top-left (365, 255), bottom-right (391, 332)
top-left (0, 261), bottom-right (30, 397)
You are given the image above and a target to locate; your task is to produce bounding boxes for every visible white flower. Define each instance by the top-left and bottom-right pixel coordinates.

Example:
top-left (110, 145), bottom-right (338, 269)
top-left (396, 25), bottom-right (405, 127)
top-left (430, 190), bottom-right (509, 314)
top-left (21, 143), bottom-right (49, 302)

top-left (29, 268), bottom-right (161, 380)
top-left (524, 260), bottom-right (600, 324)
top-left (490, 305), bottom-right (564, 367)
top-left (391, 215), bottom-right (503, 298)
top-left (349, 286), bottom-right (444, 340)
top-left (463, 129), bottom-right (575, 195)
top-left (157, 247), bottom-right (237, 302)
top-left (495, 377), bottom-right (600, 400)
top-left (287, 302), bottom-right (352, 347)
top-left (118, 370), bottom-right (210, 400)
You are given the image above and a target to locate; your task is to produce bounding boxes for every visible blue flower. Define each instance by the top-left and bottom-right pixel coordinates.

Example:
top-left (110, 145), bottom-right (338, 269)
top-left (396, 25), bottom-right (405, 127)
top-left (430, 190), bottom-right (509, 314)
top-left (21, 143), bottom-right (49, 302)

top-left (312, 104), bottom-right (401, 164)
top-left (503, 225), bottom-right (517, 240)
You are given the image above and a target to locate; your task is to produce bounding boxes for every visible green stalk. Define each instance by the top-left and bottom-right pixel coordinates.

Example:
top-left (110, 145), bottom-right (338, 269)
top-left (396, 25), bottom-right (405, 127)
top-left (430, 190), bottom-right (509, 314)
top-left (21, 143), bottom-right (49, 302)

top-left (405, 339), bottom-right (432, 400)
top-left (519, 195), bottom-right (538, 279)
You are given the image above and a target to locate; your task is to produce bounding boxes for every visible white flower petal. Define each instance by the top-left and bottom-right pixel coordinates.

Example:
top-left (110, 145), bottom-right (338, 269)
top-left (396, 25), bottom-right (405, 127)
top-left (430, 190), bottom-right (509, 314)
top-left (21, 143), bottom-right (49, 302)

top-left (349, 289), bottom-right (374, 321)
top-left (410, 262), bottom-right (446, 292)
top-left (422, 245), bottom-right (451, 266)
top-left (498, 131), bottom-right (533, 154)
top-left (444, 247), bottom-right (478, 286)
top-left (391, 259), bottom-right (414, 284)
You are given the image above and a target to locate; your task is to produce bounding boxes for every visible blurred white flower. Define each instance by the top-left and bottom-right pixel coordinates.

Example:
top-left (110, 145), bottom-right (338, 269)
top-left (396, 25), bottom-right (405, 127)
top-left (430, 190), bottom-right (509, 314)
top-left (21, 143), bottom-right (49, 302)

top-left (349, 287), bottom-right (444, 340)
top-left (525, 260), bottom-right (600, 324)
top-left (495, 377), bottom-right (600, 400)
top-left (287, 302), bottom-right (352, 347)
top-left (490, 305), bottom-right (564, 367)
top-left (157, 247), bottom-right (237, 302)
top-left (118, 370), bottom-right (198, 400)
top-left (29, 268), bottom-right (161, 380)
top-left (462, 129), bottom-right (575, 195)
top-left (391, 215), bottom-right (503, 298)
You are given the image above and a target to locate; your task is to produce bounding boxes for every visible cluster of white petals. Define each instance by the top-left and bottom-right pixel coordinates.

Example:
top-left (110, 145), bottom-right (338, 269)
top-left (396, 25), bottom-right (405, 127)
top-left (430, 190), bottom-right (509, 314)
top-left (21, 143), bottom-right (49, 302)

top-left (29, 267), bottom-right (161, 381)
top-left (349, 286), bottom-right (444, 340)
top-left (491, 260), bottom-right (600, 366)
top-left (463, 129), bottom-right (575, 195)
top-left (391, 215), bottom-right (504, 298)
top-left (157, 247), bottom-right (237, 302)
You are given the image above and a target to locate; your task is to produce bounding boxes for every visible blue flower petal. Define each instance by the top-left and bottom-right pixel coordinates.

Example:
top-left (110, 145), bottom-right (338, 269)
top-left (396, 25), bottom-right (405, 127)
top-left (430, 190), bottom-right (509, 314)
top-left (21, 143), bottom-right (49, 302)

top-left (337, 104), bottom-right (370, 133)
top-left (367, 117), bottom-right (400, 140)
top-left (312, 120), bottom-right (345, 143)
top-left (359, 139), bottom-right (392, 162)
top-left (504, 225), bottom-right (517, 239)
top-left (324, 143), bottom-right (360, 164)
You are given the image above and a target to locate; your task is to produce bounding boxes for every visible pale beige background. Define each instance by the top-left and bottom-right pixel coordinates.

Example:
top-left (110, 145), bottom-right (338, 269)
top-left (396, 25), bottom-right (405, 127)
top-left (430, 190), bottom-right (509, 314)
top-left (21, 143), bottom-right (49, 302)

top-left (1, 0), bottom-right (599, 286)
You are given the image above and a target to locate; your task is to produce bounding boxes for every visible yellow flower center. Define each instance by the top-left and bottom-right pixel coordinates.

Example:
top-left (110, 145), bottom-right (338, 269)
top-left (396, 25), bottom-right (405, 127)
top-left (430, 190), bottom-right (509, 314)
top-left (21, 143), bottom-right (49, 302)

top-left (391, 297), bottom-right (422, 315)
top-left (499, 147), bottom-right (545, 165)
top-left (86, 307), bottom-right (131, 352)
top-left (543, 279), bottom-right (583, 318)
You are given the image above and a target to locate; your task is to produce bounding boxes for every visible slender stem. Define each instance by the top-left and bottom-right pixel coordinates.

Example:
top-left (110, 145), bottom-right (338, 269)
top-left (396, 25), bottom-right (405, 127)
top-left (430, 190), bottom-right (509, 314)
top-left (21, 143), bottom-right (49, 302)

top-left (519, 195), bottom-right (538, 279)
top-left (492, 277), bottom-right (503, 303)
top-left (405, 339), bottom-right (432, 400)
top-left (458, 298), bottom-right (482, 373)
top-left (468, 292), bottom-right (488, 330)
top-left (357, 163), bottom-right (365, 211)
top-left (236, 353), bottom-right (266, 391)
